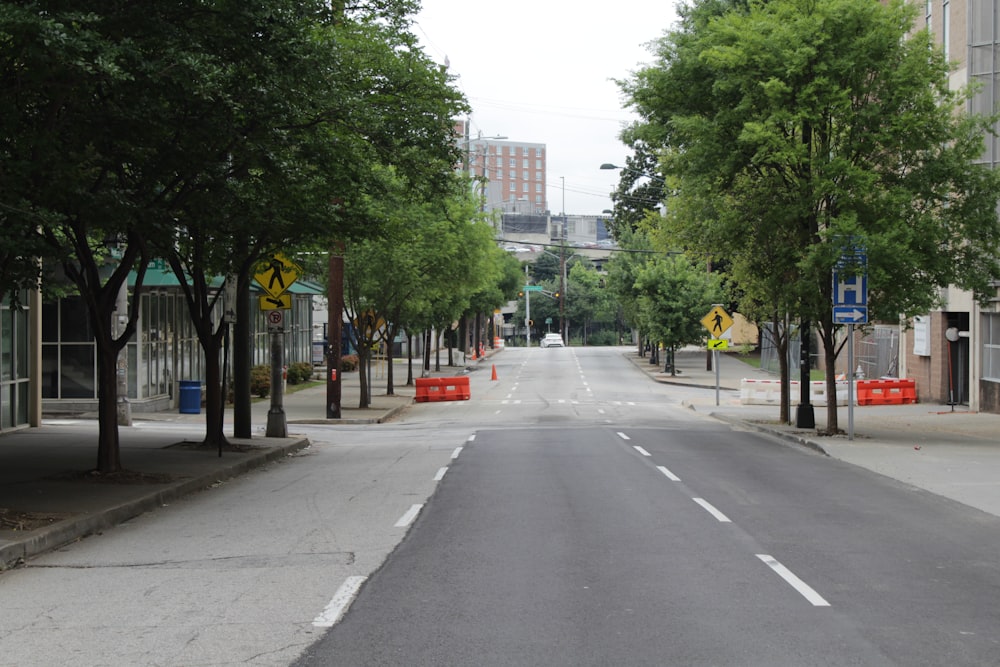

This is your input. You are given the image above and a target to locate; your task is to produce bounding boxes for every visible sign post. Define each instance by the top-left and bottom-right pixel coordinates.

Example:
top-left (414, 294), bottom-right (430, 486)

top-left (701, 305), bottom-right (734, 406)
top-left (254, 252), bottom-right (301, 437)
top-left (833, 244), bottom-right (867, 441)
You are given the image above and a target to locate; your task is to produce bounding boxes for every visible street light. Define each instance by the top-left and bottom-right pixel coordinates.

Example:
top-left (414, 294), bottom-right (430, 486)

top-left (600, 162), bottom-right (667, 183)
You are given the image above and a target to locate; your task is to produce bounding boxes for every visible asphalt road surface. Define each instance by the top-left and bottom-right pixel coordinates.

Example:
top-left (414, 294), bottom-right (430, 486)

top-left (3, 347), bottom-right (1000, 666)
top-left (297, 347), bottom-right (1000, 666)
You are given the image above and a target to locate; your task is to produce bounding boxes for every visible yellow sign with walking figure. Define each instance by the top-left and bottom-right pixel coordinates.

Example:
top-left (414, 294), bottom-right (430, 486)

top-left (701, 305), bottom-right (733, 338)
top-left (254, 252), bottom-right (301, 300)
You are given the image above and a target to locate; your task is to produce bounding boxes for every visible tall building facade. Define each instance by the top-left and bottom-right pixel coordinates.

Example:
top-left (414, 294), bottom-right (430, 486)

top-left (900, 0), bottom-right (1000, 412)
top-left (456, 120), bottom-right (548, 215)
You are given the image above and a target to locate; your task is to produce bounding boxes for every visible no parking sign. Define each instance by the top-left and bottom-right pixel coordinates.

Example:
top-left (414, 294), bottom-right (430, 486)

top-left (266, 309), bottom-right (284, 332)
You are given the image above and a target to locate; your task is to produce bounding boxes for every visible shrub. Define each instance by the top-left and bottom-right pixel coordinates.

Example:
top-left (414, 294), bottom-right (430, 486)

top-left (286, 361), bottom-right (314, 385)
top-left (250, 364), bottom-right (270, 398)
top-left (340, 354), bottom-right (359, 372)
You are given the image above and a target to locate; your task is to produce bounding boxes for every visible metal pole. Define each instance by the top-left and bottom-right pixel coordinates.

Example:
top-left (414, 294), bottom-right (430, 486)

top-left (715, 349), bottom-right (720, 406)
top-left (327, 250), bottom-right (343, 419)
top-left (848, 324), bottom-right (854, 441)
top-left (795, 318), bottom-right (816, 428)
top-left (266, 331), bottom-right (287, 437)
top-left (526, 287), bottom-right (531, 346)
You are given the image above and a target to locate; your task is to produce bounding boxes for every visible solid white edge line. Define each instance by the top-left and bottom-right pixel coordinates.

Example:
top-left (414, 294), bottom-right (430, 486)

top-left (693, 497), bottom-right (731, 522)
top-left (434, 467), bottom-right (448, 481)
top-left (467, 434), bottom-right (476, 442)
top-left (394, 503), bottom-right (423, 528)
top-left (617, 432), bottom-right (630, 440)
top-left (633, 445), bottom-right (651, 457)
top-left (313, 575), bottom-right (368, 627)
top-left (657, 465), bottom-right (681, 481)
top-left (451, 446), bottom-right (463, 459)
top-left (757, 554), bottom-right (830, 607)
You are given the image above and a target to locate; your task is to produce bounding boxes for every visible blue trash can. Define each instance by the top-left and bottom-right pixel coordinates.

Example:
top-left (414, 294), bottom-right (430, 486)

top-left (179, 380), bottom-right (202, 414)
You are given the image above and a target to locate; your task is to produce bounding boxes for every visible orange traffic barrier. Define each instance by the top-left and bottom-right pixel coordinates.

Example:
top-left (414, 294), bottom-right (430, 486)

top-left (415, 376), bottom-right (472, 402)
top-left (856, 378), bottom-right (917, 406)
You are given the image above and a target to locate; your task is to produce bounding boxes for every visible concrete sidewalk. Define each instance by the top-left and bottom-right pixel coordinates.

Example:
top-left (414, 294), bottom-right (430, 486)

top-left (2, 346), bottom-right (999, 570)
top-left (630, 347), bottom-right (1000, 518)
top-left (0, 361), bottom-right (424, 569)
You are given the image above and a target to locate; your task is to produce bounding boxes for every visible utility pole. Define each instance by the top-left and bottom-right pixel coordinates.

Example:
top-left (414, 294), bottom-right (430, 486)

top-left (795, 318), bottom-right (815, 428)
top-left (326, 247), bottom-right (344, 419)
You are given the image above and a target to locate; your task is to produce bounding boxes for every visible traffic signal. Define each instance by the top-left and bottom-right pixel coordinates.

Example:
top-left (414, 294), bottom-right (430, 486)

top-left (518, 290), bottom-right (524, 297)
top-left (528, 319), bottom-right (534, 326)
top-left (553, 291), bottom-right (560, 298)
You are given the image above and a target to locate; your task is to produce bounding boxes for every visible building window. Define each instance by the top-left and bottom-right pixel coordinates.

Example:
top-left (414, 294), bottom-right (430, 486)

top-left (509, 158), bottom-right (516, 167)
top-left (509, 181), bottom-right (516, 192)
top-left (1, 292), bottom-right (30, 429)
top-left (942, 0), bottom-right (950, 55)
top-left (984, 313), bottom-right (1000, 381)
top-left (522, 182), bottom-right (529, 193)
top-left (42, 298), bottom-right (97, 401)
top-left (536, 159), bottom-right (542, 169)
top-left (522, 170), bottom-right (529, 180)
top-left (522, 159), bottom-right (529, 169)
top-left (536, 183), bottom-right (542, 193)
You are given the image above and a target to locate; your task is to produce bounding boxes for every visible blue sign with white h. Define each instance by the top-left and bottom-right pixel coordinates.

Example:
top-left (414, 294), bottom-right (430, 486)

top-left (832, 246), bottom-right (868, 324)
top-left (833, 272), bottom-right (867, 307)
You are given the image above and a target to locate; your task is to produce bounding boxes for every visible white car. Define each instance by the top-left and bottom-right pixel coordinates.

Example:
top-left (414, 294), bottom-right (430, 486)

top-left (540, 333), bottom-right (564, 348)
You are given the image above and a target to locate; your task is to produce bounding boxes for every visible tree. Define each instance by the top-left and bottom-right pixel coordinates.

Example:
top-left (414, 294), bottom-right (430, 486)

top-left (564, 261), bottom-right (616, 345)
top-left (634, 254), bottom-right (724, 374)
top-left (606, 142), bottom-right (667, 240)
top-left (1, 0), bottom-right (468, 467)
top-left (605, 229), bottom-right (656, 354)
top-left (622, 0), bottom-right (1000, 431)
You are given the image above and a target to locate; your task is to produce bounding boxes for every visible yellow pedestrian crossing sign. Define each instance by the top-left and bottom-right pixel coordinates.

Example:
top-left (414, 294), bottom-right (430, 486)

top-left (701, 305), bottom-right (733, 337)
top-left (254, 252), bottom-right (301, 300)
top-left (707, 338), bottom-right (729, 351)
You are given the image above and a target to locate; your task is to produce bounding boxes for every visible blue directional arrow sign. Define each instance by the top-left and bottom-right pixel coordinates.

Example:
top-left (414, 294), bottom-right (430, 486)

top-left (833, 306), bottom-right (868, 324)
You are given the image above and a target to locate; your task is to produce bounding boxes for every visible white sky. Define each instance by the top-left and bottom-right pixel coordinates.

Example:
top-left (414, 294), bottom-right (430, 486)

top-left (412, 1), bottom-right (680, 216)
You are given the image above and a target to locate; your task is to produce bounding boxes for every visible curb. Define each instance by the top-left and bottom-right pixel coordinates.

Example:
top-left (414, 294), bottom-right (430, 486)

top-left (0, 437), bottom-right (311, 570)
top-left (708, 411), bottom-right (831, 457)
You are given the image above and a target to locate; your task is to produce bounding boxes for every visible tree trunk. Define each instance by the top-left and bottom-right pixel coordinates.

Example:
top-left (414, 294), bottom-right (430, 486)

top-left (202, 331), bottom-right (227, 448)
top-left (774, 319), bottom-right (791, 425)
top-left (96, 333), bottom-right (122, 473)
top-left (357, 346), bottom-right (370, 408)
top-left (434, 328), bottom-right (441, 372)
top-left (820, 319), bottom-right (840, 434)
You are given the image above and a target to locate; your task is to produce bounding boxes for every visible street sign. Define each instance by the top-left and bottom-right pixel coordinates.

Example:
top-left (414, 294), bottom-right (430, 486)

top-left (259, 294), bottom-right (292, 310)
top-left (832, 271), bottom-right (867, 307)
top-left (266, 309), bottom-right (284, 332)
top-left (833, 306), bottom-right (868, 324)
top-left (523, 285), bottom-right (542, 292)
top-left (832, 243), bottom-right (868, 323)
top-left (254, 252), bottom-right (301, 299)
top-left (707, 338), bottom-right (729, 351)
top-left (701, 305), bottom-right (733, 338)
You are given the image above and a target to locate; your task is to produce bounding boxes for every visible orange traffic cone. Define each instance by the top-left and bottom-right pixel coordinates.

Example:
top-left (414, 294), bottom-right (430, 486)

top-left (491, 364), bottom-right (498, 381)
